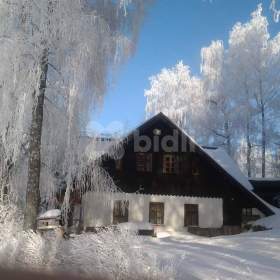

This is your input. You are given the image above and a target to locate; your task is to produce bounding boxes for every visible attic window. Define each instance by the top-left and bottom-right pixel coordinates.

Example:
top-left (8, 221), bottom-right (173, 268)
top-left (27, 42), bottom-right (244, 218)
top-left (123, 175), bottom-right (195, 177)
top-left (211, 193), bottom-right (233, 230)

top-left (163, 154), bottom-right (178, 174)
top-left (192, 159), bottom-right (200, 176)
top-left (136, 153), bottom-right (152, 172)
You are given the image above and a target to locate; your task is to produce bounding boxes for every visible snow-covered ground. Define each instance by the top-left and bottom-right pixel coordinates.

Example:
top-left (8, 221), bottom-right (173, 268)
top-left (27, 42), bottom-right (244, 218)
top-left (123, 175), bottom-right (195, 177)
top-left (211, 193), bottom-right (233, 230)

top-left (144, 229), bottom-right (280, 280)
top-left (1, 204), bottom-right (280, 280)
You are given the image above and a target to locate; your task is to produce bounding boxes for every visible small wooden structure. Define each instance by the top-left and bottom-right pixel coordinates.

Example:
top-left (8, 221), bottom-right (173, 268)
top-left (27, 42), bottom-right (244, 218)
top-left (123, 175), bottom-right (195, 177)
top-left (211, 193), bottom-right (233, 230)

top-left (37, 209), bottom-right (62, 231)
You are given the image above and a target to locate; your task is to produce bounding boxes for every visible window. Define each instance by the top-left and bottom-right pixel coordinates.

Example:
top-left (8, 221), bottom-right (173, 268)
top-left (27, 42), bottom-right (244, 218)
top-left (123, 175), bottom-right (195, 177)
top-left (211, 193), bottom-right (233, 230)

top-left (184, 204), bottom-right (199, 226)
top-left (242, 208), bottom-right (253, 217)
top-left (136, 153), bottom-right (152, 172)
top-left (192, 159), bottom-right (200, 176)
top-left (153, 128), bottom-right (161, 135)
top-left (113, 200), bottom-right (129, 224)
top-left (163, 154), bottom-right (178, 174)
top-left (149, 202), bottom-right (164, 225)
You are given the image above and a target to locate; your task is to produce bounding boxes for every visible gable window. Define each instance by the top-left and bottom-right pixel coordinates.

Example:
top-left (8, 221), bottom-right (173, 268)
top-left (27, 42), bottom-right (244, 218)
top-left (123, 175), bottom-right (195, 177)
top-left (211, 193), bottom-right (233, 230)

top-left (113, 200), bottom-right (129, 224)
top-left (149, 202), bottom-right (164, 225)
top-left (115, 159), bottom-right (122, 171)
top-left (192, 167), bottom-right (200, 176)
top-left (184, 204), bottom-right (199, 226)
top-left (163, 154), bottom-right (178, 174)
top-left (136, 153), bottom-right (152, 172)
top-left (192, 158), bottom-right (200, 176)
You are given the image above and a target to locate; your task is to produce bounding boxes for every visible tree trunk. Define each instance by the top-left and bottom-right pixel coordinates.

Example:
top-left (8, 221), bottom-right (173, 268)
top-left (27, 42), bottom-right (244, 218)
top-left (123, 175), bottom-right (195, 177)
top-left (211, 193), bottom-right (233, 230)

top-left (246, 113), bottom-right (252, 178)
top-left (261, 102), bottom-right (266, 178)
top-left (23, 49), bottom-right (48, 231)
top-left (244, 87), bottom-right (252, 178)
top-left (224, 120), bottom-right (231, 156)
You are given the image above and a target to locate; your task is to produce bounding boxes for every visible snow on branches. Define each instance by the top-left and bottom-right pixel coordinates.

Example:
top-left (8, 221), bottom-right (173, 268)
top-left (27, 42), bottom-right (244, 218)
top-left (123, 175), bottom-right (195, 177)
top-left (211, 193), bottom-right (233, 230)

top-left (0, 0), bottom-right (149, 224)
top-left (145, 62), bottom-right (204, 139)
top-left (271, 0), bottom-right (280, 22)
top-left (145, 5), bottom-right (280, 177)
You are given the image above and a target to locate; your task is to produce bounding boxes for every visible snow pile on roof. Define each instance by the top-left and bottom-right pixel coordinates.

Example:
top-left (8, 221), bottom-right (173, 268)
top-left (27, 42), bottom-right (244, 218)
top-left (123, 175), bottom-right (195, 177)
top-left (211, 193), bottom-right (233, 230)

top-left (254, 209), bottom-right (280, 229)
top-left (38, 209), bottom-right (61, 220)
top-left (203, 147), bottom-right (253, 191)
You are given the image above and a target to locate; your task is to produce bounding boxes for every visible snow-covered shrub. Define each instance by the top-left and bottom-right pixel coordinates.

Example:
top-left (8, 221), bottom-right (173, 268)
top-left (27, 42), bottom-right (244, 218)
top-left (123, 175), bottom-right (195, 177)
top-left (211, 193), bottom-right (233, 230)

top-left (0, 204), bottom-right (175, 279)
top-left (0, 203), bottom-right (47, 270)
top-left (54, 227), bottom-right (175, 280)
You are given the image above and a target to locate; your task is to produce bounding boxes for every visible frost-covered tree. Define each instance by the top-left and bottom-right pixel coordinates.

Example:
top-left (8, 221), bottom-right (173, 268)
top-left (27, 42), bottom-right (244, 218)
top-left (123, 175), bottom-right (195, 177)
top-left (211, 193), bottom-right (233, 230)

top-left (0, 0), bottom-right (149, 230)
top-left (145, 62), bottom-right (204, 139)
top-left (145, 5), bottom-right (280, 178)
top-left (201, 5), bottom-right (280, 175)
top-left (231, 5), bottom-right (280, 177)
top-left (271, 0), bottom-right (280, 22)
top-left (200, 40), bottom-right (242, 156)
top-left (225, 7), bottom-right (265, 177)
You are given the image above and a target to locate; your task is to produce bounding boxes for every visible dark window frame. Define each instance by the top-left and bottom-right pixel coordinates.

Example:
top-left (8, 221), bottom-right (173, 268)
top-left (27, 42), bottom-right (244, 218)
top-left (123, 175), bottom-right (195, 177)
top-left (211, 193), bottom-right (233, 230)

top-left (184, 204), bottom-right (199, 227)
top-left (136, 153), bottom-right (153, 172)
top-left (149, 202), bottom-right (164, 225)
top-left (162, 154), bottom-right (179, 174)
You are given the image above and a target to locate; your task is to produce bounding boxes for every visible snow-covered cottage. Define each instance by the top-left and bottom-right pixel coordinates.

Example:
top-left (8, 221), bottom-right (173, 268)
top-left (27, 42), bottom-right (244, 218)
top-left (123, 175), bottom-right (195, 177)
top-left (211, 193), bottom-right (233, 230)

top-left (82, 113), bottom-right (274, 234)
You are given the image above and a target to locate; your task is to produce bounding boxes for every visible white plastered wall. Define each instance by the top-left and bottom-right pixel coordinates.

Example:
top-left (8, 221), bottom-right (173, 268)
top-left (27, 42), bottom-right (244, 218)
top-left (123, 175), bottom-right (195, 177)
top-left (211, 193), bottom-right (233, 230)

top-left (82, 192), bottom-right (223, 231)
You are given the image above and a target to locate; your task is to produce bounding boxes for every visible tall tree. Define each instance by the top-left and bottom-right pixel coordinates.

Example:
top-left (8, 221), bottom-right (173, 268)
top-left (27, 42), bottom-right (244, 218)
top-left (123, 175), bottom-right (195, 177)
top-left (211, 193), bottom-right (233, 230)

top-left (201, 5), bottom-right (280, 176)
top-left (200, 40), bottom-right (239, 156)
top-left (145, 61), bottom-right (204, 139)
top-left (145, 4), bottom-right (280, 179)
top-left (0, 0), bottom-right (149, 230)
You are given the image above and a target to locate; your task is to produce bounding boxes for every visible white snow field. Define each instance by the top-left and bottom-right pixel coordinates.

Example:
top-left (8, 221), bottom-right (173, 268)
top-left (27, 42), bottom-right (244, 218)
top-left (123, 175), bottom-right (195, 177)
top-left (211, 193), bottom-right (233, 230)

top-left (144, 229), bottom-right (280, 280)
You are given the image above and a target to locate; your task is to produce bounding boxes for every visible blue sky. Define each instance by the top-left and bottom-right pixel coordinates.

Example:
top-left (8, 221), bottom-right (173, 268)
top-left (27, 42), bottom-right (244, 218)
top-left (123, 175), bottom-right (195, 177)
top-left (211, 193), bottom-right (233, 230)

top-left (89, 0), bottom-right (279, 135)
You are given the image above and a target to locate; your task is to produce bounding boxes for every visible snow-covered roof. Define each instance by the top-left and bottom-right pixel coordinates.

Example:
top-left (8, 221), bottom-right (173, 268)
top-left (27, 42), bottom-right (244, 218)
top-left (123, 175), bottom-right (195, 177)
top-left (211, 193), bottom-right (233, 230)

top-left (38, 209), bottom-right (61, 220)
top-left (202, 147), bottom-right (276, 214)
top-left (203, 147), bottom-right (254, 191)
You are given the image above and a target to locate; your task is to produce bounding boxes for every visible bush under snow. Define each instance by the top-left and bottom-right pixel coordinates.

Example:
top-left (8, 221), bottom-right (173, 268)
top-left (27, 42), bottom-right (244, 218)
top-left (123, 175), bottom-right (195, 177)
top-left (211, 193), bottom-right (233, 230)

top-left (0, 203), bottom-right (175, 279)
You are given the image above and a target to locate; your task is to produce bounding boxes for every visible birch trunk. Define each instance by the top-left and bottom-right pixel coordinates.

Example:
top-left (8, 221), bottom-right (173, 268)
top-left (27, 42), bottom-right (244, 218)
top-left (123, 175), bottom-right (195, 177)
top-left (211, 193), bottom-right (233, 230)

top-left (246, 114), bottom-right (252, 178)
top-left (245, 87), bottom-right (252, 178)
top-left (23, 49), bottom-right (48, 231)
top-left (261, 102), bottom-right (266, 178)
top-left (224, 120), bottom-right (231, 156)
